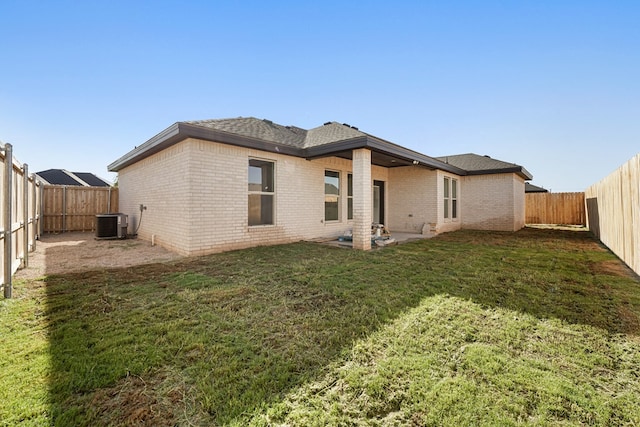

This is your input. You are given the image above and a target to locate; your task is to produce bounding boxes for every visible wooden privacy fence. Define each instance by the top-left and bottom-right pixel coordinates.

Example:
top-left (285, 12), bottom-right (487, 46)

top-left (1, 143), bottom-right (42, 298)
top-left (43, 185), bottom-right (118, 233)
top-left (585, 153), bottom-right (640, 276)
top-left (525, 192), bottom-right (586, 225)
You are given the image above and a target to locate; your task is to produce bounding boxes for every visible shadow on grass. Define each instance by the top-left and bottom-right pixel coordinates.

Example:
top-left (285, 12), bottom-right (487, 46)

top-left (44, 227), bottom-right (640, 425)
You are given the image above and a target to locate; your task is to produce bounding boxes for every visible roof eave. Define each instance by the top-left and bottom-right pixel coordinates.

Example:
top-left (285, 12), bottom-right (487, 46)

top-left (465, 166), bottom-right (533, 180)
top-left (304, 136), bottom-right (468, 175)
top-left (180, 122), bottom-right (302, 157)
top-left (303, 136), bottom-right (369, 158)
top-left (366, 137), bottom-right (467, 174)
top-left (108, 123), bottom-right (182, 172)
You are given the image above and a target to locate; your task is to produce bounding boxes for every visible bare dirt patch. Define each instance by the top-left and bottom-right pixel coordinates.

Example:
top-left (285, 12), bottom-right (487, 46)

top-left (590, 259), bottom-right (639, 278)
top-left (15, 232), bottom-right (182, 279)
top-left (90, 370), bottom-right (194, 427)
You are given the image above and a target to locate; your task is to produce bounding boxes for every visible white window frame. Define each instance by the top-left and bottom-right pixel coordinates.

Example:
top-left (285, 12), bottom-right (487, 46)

top-left (443, 176), bottom-right (459, 221)
top-left (444, 177), bottom-right (450, 219)
top-left (451, 178), bottom-right (458, 220)
top-left (347, 173), bottom-right (353, 220)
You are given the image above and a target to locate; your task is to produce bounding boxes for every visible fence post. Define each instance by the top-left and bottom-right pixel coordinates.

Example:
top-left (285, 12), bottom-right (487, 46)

top-left (3, 144), bottom-right (13, 298)
top-left (22, 164), bottom-right (29, 268)
top-left (61, 186), bottom-right (66, 232)
top-left (30, 175), bottom-right (37, 252)
top-left (39, 184), bottom-right (44, 236)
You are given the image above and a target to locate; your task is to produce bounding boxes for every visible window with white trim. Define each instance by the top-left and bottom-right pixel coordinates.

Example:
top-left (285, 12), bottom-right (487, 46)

top-left (451, 178), bottom-right (458, 219)
top-left (444, 176), bottom-right (458, 220)
top-left (248, 159), bottom-right (274, 226)
top-left (347, 173), bottom-right (353, 220)
top-left (325, 170), bottom-right (340, 221)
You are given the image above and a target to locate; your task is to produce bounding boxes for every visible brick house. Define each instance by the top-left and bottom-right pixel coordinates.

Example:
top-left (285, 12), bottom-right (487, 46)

top-left (108, 118), bottom-right (532, 255)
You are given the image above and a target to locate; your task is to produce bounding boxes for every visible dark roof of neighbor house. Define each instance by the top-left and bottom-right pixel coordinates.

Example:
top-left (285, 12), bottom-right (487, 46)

top-left (108, 117), bottom-right (532, 180)
top-left (525, 182), bottom-right (549, 193)
top-left (36, 169), bottom-right (112, 187)
top-left (435, 153), bottom-right (533, 180)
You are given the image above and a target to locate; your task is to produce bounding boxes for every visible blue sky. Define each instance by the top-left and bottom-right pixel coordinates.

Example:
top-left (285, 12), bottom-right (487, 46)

top-left (1, 1), bottom-right (638, 191)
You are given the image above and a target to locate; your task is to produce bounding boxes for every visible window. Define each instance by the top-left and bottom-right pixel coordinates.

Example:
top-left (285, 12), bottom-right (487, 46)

top-left (451, 178), bottom-right (458, 219)
top-left (347, 173), bottom-right (353, 220)
top-left (248, 159), bottom-right (274, 226)
top-left (444, 177), bottom-right (450, 219)
top-left (443, 176), bottom-right (458, 220)
top-left (325, 170), bottom-right (340, 221)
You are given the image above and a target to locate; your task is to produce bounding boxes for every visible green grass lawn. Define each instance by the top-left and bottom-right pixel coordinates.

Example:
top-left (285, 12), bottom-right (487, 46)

top-left (1, 228), bottom-right (640, 426)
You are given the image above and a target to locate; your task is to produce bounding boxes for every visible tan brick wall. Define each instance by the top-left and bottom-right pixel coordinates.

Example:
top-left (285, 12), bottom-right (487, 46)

top-left (435, 171), bottom-right (464, 234)
top-left (117, 138), bottom-right (525, 254)
top-left (461, 173), bottom-right (525, 231)
top-left (352, 149), bottom-right (372, 250)
top-left (512, 176), bottom-right (526, 230)
top-left (118, 139), bottom-right (389, 255)
top-left (117, 142), bottom-right (192, 254)
top-left (387, 166), bottom-right (438, 233)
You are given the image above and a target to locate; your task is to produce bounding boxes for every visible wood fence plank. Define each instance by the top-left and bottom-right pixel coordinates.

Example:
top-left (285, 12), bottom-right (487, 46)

top-left (585, 153), bottom-right (640, 276)
top-left (43, 186), bottom-right (118, 233)
top-left (526, 192), bottom-right (586, 225)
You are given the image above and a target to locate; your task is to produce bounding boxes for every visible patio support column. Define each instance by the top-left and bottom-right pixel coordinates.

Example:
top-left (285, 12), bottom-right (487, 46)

top-left (352, 148), bottom-right (372, 250)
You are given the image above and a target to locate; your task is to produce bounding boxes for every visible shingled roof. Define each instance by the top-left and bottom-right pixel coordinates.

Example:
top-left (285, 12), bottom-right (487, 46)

top-left (186, 118), bottom-right (307, 148)
top-left (435, 153), bottom-right (532, 180)
top-left (108, 118), bottom-right (532, 181)
top-left (525, 182), bottom-right (548, 193)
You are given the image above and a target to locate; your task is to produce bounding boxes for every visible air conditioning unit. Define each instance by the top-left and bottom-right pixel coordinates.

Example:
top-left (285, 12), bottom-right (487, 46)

top-left (96, 213), bottom-right (128, 239)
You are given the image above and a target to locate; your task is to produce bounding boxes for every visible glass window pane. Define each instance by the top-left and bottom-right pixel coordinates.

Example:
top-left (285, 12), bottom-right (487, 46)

top-left (325, 171), bottom-right (339, 195)
top-left (325, 197), bottom-right (339, 221)
top-left (248, 164), bottom-right (262, 191)
top-left (452, 179), bottom-right (457, 198)
top-left (444, 199), bottom-right (449, 219)
top-left (262, 163), bottom-right (274, 192)
top-left (348, 197), bottom-right (353, 220)
top-left (260, 194), bottom-right (273, 224)
top-left (248, 194), bottom-right (261, 226)
top-left (452, 199), bottom-right (457, 219)
top-left (347, 173), bottom-right (353, 196)
top-left (248, 158), bottom-right (275, 226)
top-left (444, 177), bottom-right (450, 198)
top-left (248, 194), bottom-right (274, 226)
top-left (249, 159), bottom-right (274, 192)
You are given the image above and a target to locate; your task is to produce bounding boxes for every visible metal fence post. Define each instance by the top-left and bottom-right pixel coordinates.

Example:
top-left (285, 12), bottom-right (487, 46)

top-left (3, 144), bottom-right (13, 298)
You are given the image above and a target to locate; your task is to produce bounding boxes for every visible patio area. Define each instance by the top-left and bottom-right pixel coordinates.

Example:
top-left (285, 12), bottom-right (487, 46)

top-left (317, 231), bottom-right (429, 249)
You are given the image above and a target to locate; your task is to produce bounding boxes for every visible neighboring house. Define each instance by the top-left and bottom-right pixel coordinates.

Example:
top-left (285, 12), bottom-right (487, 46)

top-left (36, 169), bottom-right (112, 187)
top-left (108, 117), bottom-right (532, 255)
top-left (525, 182), bottom-right (549, 193)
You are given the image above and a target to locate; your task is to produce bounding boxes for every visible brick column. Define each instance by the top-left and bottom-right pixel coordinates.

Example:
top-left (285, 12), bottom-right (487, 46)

top-left (352, 148), bottom-right (372, 250)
